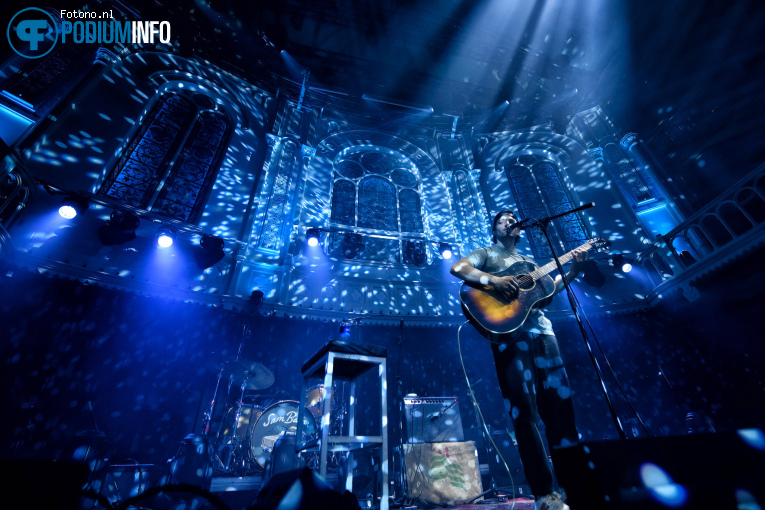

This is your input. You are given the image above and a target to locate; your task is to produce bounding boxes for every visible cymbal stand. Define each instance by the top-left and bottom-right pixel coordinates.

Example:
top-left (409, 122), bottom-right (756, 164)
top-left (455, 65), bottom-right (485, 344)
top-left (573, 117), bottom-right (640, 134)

top-left (203, 366), bottom-right (225, 436)
top-left (219, 375), bottom-right (251, 473)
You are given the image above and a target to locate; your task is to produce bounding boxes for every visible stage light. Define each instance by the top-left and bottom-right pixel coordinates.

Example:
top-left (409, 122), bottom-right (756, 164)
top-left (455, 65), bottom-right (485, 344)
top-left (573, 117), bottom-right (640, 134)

top-left (306, 228), bottom-right (320, 246)
top-left (613, 254), bottom-right (634, 273)
top-left (248, 290), bottom-right (265, 314)
top-left (194, 234), bottom-right (225, 269)
top-left (338, 320), bottom-right (352, 338)
top-left (58, 204), bottom-right (77, 219)
top-left (98, 210), bottom-right (139, 246)
top-left (58, 195), bottom-right (89, 219)
top-left (342, 233), bottom-right (365, 259)
top-left (156, 226), bottom-right (175, 248)
top-left (439, 243), bottom-right (453, 259)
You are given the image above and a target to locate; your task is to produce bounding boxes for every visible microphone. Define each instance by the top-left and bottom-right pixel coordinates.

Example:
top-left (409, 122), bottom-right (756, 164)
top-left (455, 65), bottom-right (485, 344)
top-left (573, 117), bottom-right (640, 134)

top-left (512, 203), bottom-right (595, 231)
top-left (509, 219), bottom-right (533, 231)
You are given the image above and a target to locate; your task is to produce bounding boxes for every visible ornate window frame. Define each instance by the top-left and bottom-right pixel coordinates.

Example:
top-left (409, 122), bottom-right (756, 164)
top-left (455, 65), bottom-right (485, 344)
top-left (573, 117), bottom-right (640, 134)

top-left (327, 146), bottom-right (427, 265)
top-left (503, 153), bottom-right (589, 259)
top-left (98, 91), bottom-right (232, 224)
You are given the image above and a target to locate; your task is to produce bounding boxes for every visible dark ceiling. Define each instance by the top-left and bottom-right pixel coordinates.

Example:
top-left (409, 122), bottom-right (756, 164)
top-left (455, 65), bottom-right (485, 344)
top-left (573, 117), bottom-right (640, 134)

top-left (155, 0), bottom-right (765, 203)
top-left (140, 0), bottom-right (765, 145)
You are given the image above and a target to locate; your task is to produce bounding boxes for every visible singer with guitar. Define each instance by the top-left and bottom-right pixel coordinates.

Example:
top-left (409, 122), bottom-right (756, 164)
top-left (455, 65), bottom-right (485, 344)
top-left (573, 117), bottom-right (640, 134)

top-left (450, 210), bottom-right (587, 510)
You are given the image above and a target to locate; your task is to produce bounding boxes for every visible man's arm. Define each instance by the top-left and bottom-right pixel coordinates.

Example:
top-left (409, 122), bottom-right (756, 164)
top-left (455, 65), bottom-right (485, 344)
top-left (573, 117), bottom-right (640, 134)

top-left (450, 257), bottom-right (520, 300)
top-left (552, 248), bottom-right (588, 294)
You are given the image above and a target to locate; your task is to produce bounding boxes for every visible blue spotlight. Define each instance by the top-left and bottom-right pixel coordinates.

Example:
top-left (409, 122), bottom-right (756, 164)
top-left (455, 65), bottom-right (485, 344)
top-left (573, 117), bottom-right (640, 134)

top-left (58, 204), bottom-right (77, 219)
top-left (339, 321), bottom-right (352, 338)
top-left (306, 228), bottom-right (320, 247)
top-left (58, 195), bottom-right (89, 219)
top-left (156, 226), bottom-right (175, 248)
top-left (439, 242), bottom-right (453, 260)
top-left (613, 254), bottom-right (633, 273)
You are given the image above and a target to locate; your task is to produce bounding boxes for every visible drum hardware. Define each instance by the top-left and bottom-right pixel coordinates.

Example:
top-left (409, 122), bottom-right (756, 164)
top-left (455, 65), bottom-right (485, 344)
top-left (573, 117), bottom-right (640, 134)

top-left (227, 359), bottom-right (275, 391)
top-left (216, 373), bottom-right (264, 474)
top-left (249, 400), bottom-right (317, 470)
top-left (202, 365), bottom-right (225, 436)
top-left (201, 355), bottom-right (276, 474)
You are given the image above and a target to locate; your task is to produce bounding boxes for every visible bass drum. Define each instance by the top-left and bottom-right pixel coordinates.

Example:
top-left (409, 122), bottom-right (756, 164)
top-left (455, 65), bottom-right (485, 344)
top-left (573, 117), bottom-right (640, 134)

top-left (250, 400), bottom-right (317, 469)
top-left (219, 404), bottom-right (264, 440)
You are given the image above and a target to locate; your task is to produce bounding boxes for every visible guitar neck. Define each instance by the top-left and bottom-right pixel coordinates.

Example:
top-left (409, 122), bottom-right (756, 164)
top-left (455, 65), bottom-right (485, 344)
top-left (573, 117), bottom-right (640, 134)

top-left (530, 241), bottom-right (593, 280)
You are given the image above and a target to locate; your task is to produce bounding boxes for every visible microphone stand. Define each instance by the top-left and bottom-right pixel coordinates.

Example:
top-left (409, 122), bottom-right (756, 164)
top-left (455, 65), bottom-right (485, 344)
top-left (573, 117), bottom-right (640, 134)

top-left (521, 203), bottom-right (627, 440)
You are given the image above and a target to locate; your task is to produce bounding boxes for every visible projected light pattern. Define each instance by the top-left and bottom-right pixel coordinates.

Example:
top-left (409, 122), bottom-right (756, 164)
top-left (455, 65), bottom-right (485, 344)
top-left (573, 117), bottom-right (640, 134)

top-left (12, 41), bottom-right (675, 319)
top-left (99, 94), bottom-right (196, 207)
top-left (260, 139), bottom-right (302, 251)
top-left (451, 169), bottom-right (490, 254)
top-left (11, 49), bottom-right (273, 299)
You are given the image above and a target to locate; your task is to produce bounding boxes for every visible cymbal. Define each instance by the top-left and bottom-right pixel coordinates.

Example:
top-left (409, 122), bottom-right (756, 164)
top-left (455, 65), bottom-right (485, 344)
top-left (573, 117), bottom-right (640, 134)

top-left (228, 359), bottom-right (275, 390)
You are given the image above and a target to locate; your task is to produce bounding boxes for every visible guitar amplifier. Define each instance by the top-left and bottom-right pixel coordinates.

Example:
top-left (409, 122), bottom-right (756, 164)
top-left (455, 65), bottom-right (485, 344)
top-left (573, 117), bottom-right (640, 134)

top-left (404, 396), bottom-right (464, 443)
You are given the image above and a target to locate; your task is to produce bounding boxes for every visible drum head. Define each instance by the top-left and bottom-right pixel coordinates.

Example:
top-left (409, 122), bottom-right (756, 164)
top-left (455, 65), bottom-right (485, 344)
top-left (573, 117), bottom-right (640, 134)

top-left (250, 400), bottom-right (316, 468)
top-left (305, 384), bottom-right (335, 408)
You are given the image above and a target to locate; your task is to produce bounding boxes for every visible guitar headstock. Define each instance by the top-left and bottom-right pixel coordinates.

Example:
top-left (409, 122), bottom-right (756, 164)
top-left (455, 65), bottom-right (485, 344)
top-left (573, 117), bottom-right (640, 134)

top-left (587, 238), bottom-right (611, 252)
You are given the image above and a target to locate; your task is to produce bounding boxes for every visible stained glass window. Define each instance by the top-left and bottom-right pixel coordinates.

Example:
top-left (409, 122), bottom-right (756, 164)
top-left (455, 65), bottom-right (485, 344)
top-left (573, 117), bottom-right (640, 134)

top-left (99, 93), bottom-right (231, 224)
top-left (358, 177), bottom-right (398, 231)
top-left (331, 180), bottom-right (356, 226)
top-left (505, 160), bottom-right (589, 259)
top-left (327, 149), bottom-right (425, 264)
top-left (399, 189), bottom-right (423, 233)
top-left (153, 111), bottom-right (230, 223)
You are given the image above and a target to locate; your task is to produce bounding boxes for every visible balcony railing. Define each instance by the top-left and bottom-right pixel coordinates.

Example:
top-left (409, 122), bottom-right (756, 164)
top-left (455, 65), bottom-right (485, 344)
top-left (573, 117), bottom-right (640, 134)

top-left (638, 162), bottom-right (765, 300)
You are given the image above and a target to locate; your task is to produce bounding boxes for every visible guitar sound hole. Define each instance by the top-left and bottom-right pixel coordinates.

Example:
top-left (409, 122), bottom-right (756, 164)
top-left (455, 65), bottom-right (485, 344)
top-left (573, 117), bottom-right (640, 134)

top-left (516, 274), bottom-right (534, 290)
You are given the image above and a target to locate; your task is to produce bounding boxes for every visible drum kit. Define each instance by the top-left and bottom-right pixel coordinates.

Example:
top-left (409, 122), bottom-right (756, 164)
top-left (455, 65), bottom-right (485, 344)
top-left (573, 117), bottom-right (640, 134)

top-left (202, 356), bottom-right (345, 476)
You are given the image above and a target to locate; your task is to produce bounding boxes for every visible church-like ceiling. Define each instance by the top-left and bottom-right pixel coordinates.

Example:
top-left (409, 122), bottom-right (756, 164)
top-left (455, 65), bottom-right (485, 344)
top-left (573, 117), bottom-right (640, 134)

top-left (116, 0), bottom-right (765, 175)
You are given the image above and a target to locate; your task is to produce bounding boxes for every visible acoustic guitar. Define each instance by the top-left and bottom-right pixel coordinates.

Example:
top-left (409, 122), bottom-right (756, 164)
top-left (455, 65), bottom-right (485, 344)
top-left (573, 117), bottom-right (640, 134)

top-left (460, 238), bottom-right (608, 336)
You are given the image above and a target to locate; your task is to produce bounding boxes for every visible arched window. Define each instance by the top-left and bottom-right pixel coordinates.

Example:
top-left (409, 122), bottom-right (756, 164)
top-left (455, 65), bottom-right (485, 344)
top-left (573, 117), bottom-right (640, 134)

top-left (358, 176), bottom-right (398, 231)
top-left (327, 148), bottom-right (425, 264)
top-left (505, 158), bottom-right (589, 259)
top-left (451, 168), bottom-right (484, 252)
top-left (99, 92), bottom-right (231, 224)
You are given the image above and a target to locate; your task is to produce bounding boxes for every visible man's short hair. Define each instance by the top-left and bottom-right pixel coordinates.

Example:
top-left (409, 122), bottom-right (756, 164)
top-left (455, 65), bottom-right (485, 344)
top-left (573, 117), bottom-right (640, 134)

top-left (492, 209), bottom-right (521, 244)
